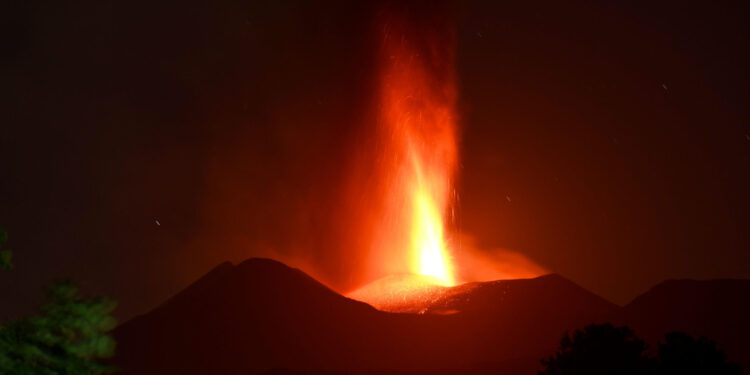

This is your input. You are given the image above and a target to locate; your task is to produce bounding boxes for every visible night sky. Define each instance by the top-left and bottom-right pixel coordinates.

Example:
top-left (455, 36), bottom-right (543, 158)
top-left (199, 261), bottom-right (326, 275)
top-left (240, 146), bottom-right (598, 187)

top-left (1, 0), bottom-right (748, 322)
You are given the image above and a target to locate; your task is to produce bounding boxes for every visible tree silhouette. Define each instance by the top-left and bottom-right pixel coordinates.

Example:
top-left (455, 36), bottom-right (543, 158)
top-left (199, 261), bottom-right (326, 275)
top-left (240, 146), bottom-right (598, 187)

top-left (658, 332), bottom-right (740, 375)
top-left (0, 229), bottom-right (11, 270)
top-left (541, 324), bottom-right (741, 375)
top-left (0, 282), bottom-right (118, 374)
top-left (0, 229), bottom-right (117, 374)
top-left (540, 323), bottom-right (655, 375)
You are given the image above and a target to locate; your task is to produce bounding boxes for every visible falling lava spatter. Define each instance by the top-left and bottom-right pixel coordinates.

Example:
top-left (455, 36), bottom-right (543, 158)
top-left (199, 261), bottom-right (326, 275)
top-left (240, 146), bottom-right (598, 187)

top-left (370, 11), bottom-right (459, 288)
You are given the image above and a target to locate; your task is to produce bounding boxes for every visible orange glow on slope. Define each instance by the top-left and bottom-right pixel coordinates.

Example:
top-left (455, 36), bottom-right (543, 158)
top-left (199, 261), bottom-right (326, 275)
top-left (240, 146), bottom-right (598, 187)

top-left (373, 14), bottom-right (459, 286)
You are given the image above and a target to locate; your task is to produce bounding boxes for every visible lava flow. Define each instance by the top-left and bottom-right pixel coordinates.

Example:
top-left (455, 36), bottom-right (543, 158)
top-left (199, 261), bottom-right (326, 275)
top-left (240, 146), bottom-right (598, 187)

top-left (349, 10), bottom-right (460, 310)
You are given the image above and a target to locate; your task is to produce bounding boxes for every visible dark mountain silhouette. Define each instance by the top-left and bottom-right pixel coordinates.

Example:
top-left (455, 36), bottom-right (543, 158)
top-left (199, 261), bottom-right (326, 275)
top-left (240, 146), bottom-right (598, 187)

top-left (115, 259), bottom-right (750, 374)
top-left (114, 258), bottom-right (618, 375)
top-left (609, 279), bottom-right (750, 372)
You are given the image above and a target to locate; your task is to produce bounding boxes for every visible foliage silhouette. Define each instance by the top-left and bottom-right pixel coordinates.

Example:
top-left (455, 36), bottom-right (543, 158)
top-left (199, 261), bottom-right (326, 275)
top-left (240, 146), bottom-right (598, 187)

top-left (541, 324), bottom-right (741, 375)
top-left (658, 331), bottom-right (740, 375)
top-left (0, 282), bottom-right (117, 374)
top-left (0, 230), bottom-right (117, 374)
top-left (0, 229), bottom-right (11, 270)
top-left (540, 323), bottom-right (654, 375)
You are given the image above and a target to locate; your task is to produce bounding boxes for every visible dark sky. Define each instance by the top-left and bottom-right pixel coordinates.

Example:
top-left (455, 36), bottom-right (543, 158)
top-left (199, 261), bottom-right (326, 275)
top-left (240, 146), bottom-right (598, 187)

top-left (1, 0), bottom-right (748, 322)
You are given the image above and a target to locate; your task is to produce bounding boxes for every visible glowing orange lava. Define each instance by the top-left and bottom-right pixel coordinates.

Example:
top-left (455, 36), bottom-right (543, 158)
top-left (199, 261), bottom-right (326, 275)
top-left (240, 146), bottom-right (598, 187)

top-left (348, 12), bottom-right (546, 311)
top-left (374, 15), bottom-right (459, 287)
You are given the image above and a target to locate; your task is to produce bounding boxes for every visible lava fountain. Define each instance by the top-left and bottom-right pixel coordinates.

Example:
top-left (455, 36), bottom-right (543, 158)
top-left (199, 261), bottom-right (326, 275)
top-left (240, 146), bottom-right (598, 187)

top-left (378, 10), bottom-right (458, 286)
top-left (349, 9), bottom-right (460, 309)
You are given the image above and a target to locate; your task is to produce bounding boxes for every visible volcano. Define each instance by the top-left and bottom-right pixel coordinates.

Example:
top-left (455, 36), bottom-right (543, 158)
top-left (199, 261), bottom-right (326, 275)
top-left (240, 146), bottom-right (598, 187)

top-left (112, 258), bottom-right (615, 375)
top-left (113, 258), bottom-right (750, 374)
